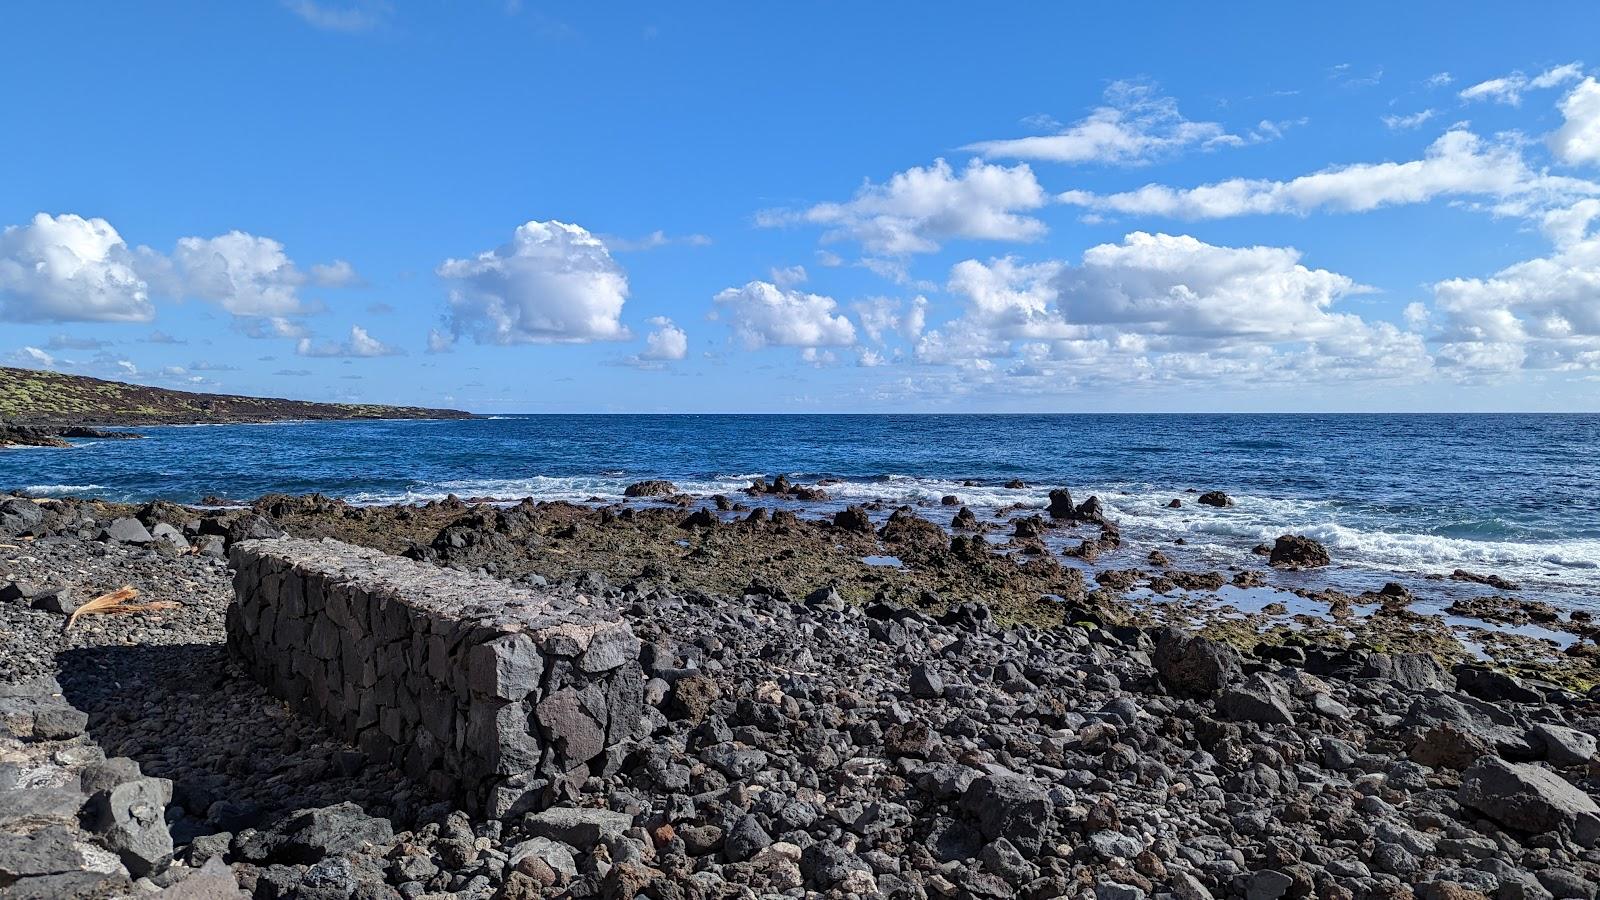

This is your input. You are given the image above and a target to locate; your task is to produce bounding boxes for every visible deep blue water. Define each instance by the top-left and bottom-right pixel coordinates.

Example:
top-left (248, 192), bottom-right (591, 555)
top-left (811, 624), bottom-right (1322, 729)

top-left (4, 414), bottom-right (1598, 605)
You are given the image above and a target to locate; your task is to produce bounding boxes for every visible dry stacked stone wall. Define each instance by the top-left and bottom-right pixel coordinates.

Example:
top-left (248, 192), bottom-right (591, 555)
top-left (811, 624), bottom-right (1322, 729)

top-left (226, 537), bottom-right (645, 818)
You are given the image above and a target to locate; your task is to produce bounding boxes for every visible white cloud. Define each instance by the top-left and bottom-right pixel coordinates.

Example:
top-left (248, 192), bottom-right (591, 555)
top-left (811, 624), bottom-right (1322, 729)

top-left (171, 231), bottom-right (308, 317)
top-left (437, 220), bottom-right (631, 344)
top-left (426, 328), bottom-right (455, 354)
top-left (603, 230), bottom-right (713, 252)
top-left (1459, 62), bottom-right (1584, 106)
top-left (1432, 200), bottom-right (1600, 373)
top-left (915, 232), bottom-right (1430, 385)
top-left (1551, 77), bottom-right (1600, 166)
top-left (852, 296), bottom-right (928, 344)
top-left (295, 325), bottom-right (403, 358)
top-left (758, 158), bottom-right (1047, 255)
top-left (1427, 72), bottom-right (1455, 89)
top-left (0, 213), bottom-right (154, 323)
top-left (237, 315), bottom-right (310, 340)
top-left (6, 346), bottom-right (57, 368)
top-left (800, 348), bottom-right (838, 367)
top-left (712, 281), bottom-right (856, 349)
top-left (962, 80), bottom-right (1256, 165)
top-left (638, 316), bottom-right (688, 362)
top-left (283, 0), bottom-right (389, 32)
top-left (1381, 109), bottom-right (1436, 131)
top-left (310, 259), bottom-right (363, 287)
top-left (770, 265), bottom-right (808, 287)
top-left (1059, 127), bottom-right (1600, 220)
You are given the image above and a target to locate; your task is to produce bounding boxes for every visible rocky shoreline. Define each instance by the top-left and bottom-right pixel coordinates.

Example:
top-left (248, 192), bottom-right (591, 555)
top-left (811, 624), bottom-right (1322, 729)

top-left (2, 487), bottom-right (1598, 899)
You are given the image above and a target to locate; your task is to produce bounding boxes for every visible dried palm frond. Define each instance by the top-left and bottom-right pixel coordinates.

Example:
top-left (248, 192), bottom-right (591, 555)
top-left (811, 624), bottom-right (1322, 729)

top-left (65, 586), bottom-right (179, 629)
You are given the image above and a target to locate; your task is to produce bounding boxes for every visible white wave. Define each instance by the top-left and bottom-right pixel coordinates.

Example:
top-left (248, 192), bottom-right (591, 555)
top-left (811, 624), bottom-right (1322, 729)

top-left (1095, 487), bottom-right (1600, 582)
top-left (23, 484), bottom-right (104, 496)
top-left (823, 475), bottom-right (1044, 510)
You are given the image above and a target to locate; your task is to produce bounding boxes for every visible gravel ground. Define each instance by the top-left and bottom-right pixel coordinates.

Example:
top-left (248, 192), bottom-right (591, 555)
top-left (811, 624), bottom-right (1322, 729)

top-left (2, 498), bottom-right (1599, 900)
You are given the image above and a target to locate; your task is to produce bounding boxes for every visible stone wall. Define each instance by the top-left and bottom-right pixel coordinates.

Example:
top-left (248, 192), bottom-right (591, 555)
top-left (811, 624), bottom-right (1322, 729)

top-left (226, 537), bottom-right (646, 818)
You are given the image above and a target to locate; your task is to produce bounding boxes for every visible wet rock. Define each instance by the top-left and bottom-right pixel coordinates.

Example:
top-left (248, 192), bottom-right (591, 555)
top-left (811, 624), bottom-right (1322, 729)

top-left (1047, 489), bottom-right (1075, 520)
top-left (1268, 534), bottom-right (1330, 569)
top-left (623, 480), bottom-right (677, 498)
top-left (1197, 491), bottom-right (1232, 508)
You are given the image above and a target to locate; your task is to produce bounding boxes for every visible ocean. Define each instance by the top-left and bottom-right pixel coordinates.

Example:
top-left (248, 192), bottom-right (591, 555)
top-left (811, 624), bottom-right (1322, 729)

top-left (5, 413), bottom-right (1598, 611)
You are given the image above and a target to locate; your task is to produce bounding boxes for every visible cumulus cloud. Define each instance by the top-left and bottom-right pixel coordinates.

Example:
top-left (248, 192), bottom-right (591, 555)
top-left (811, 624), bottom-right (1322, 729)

top-left (0, 213), bottom-right (154, 323)
top-left (1551, 77), bottom-right (1600, 166)
top-left (631, 316), bottom-right (688, 365)
top-left (963, 81), bottom-right (1258, 165)
top-left (1059, 127), bottom-right (1600, 220)
top-left (758, 158), bottom-right (1047, 255)
top-left (712, 281), bottom-right (856, 349)
top-left (852, 296), bottom-right (928, 344)
top-left (1459, 62), bottom-right (1584, 106)
top-left (295, 325), bottom-right (403, 358)
top-left (437, 220), bottom-right (631, 344)
top-left (1432, 200), bottom-right (1600, 374)
top-left (915, 233), bottom-right (1430, 384)
top-left (169, 231), bottom-right (309, 317)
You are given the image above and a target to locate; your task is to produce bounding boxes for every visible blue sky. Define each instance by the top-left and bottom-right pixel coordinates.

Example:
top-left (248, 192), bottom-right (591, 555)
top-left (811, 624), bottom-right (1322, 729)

top-left (3, 2), bottom-right (1600, 412)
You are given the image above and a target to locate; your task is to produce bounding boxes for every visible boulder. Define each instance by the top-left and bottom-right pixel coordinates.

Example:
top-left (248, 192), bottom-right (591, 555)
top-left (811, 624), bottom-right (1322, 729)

top-left (679, 508), bottom-right (717, 529)
top-left (623, 480), bottom-right (677, 498)
top-left (1218, 673), bottom-right (1296, 726)
top-left (523, 807), bottom-right (632, 848)
top-left (909, 664), bottom-right (945, 699)
top-left (150, 522), bottom-right (189, 551)
top-left (1530, 723), bottom-right (1597, 766)
top-left (1046, 489), bottom-right (1075, 520)
top-left (84, 775), bottom-right (175, 876)
top-left (833, 506), bottom-right (872, 534)
top-left (100, 516), bottom-right (154, 545)
top-left (1458, 757), bottom-right (1600, 837)
top-left (960, 774), bottom-right (1053, 854)
top-left (1154, 629), bottom-right (1242, 697)
top-left (1197, 491), bottom-right (1232, 508)
top-left (1268, 534), bottom-right (1330, 569)
top-left (274, 802), bottom-right (394, 863)
top-left (0, 498), bottom-right (45, 536)
top-left (1360, 652), bottom-right (1454, 691)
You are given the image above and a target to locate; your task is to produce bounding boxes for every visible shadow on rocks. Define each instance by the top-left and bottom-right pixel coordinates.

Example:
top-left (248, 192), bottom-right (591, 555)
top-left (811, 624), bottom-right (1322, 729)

top-left (54, 642), bottom-right (431, 848)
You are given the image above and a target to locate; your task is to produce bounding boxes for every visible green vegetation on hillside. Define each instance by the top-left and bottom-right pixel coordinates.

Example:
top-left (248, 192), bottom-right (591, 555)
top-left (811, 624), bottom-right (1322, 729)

top-left (0, 367), bottom-right (472, 426)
